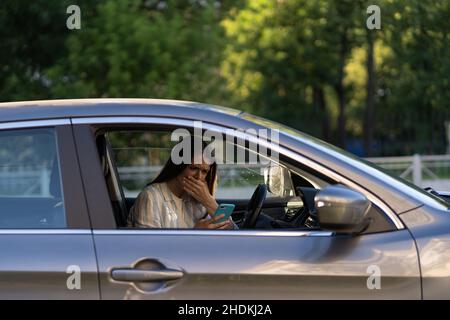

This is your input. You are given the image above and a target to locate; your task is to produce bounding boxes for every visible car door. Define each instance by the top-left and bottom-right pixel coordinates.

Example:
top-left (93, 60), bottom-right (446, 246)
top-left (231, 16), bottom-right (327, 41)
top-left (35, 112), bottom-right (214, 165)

top-left (0, 120), bottom-right (99, 299)
top-left (72, 117), bottom-right (421, 299)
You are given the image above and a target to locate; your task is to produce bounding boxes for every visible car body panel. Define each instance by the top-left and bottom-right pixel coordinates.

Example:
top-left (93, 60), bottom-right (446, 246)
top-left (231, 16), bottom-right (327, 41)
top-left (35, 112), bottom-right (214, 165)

top-left (0, 231), bottom-right (99, 299)
top-left (0, 99), bottom-right (242, 124)
top-left (94, 229), bottom-right (420, 299)
top-left (401, 205), bottom-right (450, 299)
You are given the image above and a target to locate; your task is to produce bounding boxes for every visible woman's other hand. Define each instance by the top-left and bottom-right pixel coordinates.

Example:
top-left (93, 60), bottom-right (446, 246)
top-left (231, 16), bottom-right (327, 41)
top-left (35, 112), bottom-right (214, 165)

top-left (194, 214), bottom-right (233, 229)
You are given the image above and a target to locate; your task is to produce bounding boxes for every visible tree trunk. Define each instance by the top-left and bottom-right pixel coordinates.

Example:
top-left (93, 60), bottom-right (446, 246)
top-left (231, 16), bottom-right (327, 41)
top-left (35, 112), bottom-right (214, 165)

top-left (364, 30), bottom-right (376, 157)
top-left (313, 86), bottom-right (330, 142)
top-left (335, 31), bottom-right (348, 149)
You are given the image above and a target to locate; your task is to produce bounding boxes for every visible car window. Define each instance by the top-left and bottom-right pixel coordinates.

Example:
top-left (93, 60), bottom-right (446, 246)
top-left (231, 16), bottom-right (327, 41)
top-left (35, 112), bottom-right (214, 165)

top-left (215, 163), bottom-right (269, 199)
top-left (0, 128), bottom-right (66, 228)
top-left (103, 127), bottom-right (394, 233)
top-left (107, 130), bottom-right (291, 199)
top-left (107, 131), bottom-right (174, 198)
top-left (212, 139), bottom-right (294, 199)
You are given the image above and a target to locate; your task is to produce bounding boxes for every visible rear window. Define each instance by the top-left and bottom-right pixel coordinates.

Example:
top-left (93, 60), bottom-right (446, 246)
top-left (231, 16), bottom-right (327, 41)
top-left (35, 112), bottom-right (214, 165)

top-left (0, 128), bottom-right (66, 228)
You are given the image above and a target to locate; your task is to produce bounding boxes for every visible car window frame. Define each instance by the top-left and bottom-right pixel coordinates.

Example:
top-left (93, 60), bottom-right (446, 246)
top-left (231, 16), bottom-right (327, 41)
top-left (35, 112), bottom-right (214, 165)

top-left (0, 120), bottom-right (91, 229)
top-left (71, 116), bottom-right (405, 233)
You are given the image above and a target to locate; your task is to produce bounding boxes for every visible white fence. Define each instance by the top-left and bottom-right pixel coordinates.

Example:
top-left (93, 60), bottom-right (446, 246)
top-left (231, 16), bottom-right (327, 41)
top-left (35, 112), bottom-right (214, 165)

top-left (1, 154), bottom-right (450, 197)
top-left (366, 154), bottom-right (450, 191)
top-left (118, 164), bottom-right (266, 198)
top-left (0, 168), bottom-right (51, 196)
top-left (118, 155), bottom-right (450, 195)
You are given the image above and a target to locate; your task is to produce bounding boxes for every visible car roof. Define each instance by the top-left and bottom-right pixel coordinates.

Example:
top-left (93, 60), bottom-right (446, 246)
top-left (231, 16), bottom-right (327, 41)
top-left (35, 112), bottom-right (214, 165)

top-left (0, 98), bottom-right (244, 124)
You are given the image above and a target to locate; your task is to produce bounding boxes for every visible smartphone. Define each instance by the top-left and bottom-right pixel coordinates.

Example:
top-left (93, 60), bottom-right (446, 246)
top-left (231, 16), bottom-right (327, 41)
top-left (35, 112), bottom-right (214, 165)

top-left (213, 204), bottom-right (235, 224)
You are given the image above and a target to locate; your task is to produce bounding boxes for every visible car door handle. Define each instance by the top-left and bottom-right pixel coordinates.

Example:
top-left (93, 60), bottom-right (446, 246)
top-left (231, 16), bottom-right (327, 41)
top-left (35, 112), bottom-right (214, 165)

top-left (111, 268), bottom-right (184, 283)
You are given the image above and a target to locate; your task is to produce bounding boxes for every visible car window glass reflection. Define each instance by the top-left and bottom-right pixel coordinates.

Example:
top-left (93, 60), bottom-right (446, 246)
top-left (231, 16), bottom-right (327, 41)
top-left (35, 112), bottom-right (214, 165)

top-left (0, 128), bottom-right (66, 228)
top-left (103, 130), bottom-right (324, 231)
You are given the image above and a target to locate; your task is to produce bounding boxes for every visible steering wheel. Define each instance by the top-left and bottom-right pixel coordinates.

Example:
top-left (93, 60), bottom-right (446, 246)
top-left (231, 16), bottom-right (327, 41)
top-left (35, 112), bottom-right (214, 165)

top-left (242, 184), bottom-right (268, 229)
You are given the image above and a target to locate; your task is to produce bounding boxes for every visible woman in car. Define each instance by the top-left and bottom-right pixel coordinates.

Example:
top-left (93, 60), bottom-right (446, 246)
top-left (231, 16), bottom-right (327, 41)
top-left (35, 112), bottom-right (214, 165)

top-left (127, 138), bottom-right (234, 229)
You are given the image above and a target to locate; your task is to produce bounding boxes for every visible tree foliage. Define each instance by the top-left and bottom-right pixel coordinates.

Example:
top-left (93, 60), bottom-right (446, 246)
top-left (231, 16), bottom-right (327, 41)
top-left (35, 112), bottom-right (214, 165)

top-left (45, 0), bottom-right (228, 104)
top-left (0, 0), bottom-right (449, 156)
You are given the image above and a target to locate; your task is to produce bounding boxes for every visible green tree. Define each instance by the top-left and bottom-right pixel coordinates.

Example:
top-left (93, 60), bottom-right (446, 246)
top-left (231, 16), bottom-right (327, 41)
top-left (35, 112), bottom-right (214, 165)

top-left (375, 0), bottom-right (450, 155)
top-left (221, 0), bottom-right (365, 147)
top-left (45, 0), bottom-right (228, 104)
top-left (0, 0), bottom-right (93, 101)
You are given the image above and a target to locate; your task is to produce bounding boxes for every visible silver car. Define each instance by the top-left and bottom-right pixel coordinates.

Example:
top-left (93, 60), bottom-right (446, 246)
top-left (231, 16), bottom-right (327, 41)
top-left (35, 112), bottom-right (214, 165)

top-left (0, 99), bottom-right (448, 299)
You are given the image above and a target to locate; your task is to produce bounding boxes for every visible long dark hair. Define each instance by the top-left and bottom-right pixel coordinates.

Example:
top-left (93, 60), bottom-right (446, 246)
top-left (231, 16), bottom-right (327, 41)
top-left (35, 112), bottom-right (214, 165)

top-left (149, 136), bottom-right (217, 195)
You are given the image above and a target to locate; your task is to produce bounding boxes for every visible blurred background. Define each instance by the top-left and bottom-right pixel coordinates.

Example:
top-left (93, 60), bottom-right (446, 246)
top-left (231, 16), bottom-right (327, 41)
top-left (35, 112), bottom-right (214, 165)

top-left (1, 0), bottom-right (450, 192)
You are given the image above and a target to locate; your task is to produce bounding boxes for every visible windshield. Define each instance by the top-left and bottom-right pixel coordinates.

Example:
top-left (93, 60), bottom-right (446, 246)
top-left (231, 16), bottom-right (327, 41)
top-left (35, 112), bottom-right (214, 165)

top-left (241, 112), bottom-right (450, 210)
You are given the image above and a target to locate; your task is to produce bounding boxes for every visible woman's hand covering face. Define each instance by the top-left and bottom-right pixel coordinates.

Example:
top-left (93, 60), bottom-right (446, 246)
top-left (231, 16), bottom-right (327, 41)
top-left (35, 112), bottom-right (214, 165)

top-left (181, 173), bottom-right (234, 229)
top-left (182, 176), bottom-right (211, 203)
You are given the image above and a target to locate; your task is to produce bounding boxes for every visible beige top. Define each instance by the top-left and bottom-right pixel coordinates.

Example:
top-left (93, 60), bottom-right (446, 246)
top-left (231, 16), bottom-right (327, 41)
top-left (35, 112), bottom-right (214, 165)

top-left (127, 182), bottom-right (208, 228)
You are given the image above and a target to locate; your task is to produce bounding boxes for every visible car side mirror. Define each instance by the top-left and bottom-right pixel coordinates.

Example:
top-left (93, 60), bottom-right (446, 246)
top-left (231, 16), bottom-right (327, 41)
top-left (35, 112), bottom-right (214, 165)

top-left (314, 185), bottom-right (371, 234)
